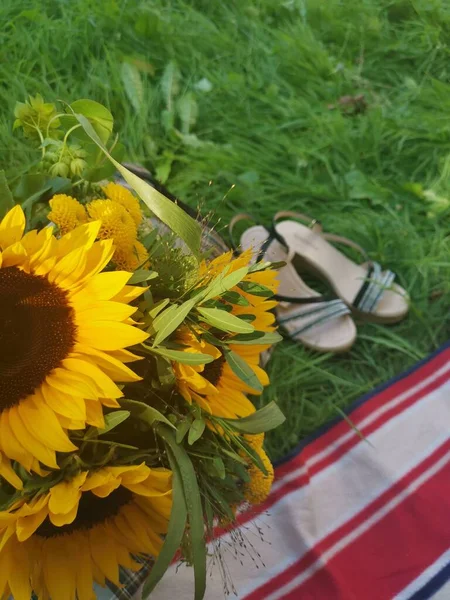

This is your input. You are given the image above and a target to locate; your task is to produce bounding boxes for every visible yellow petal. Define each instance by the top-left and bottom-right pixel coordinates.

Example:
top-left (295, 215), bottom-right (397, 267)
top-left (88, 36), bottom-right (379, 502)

top-left (41, 381), bottom-right (87, 420)
top-left (1, 241), bottom-right (27, 267)
top-left (8, 538), bottom-right (32, 600)
top-left (0, 454), bottom-right (22, 490)
top-left (43, 537), bottom-right (77, 600)
top-left (89, 526), bottom-right (121, 585)
top-left (71, 345), bottom-right (141, 383)
top-left (0, 411), bottom-right (33, 471)
top-left (0, 205), bottom-right (25, 249)
top-left (49, 502), bottom-right (78, 527)
top-left (85, 400), bottom-right (105, 428)
top-left (62, 358), bottom-right (123, 399)
top-left (75, 239), bottom-right (114, 286)
top-left (74, 532), bottom-right (95, 600)
top-left (8, 407), bottom-right (58, 469)
top-left (18, 394), bottom-right (77, 453)
top-left (56, 221), bottom-right (100, 257)
top-left (72, 271), bottom-right (131, 302)
top-left (47, 246), bottom-right (87, 288)
top-left (49, 472), bottom-right (87, 515)
top-left (76, 321), bottom-right (148, 351)
top-left (75, 301), bottom-right (137, 323)
top-left (111, 284), bottom-right (145, 304)
top-left (45, 369), bottom-right (98, 400)
top-left (16, 506), bottom-right (48, 541)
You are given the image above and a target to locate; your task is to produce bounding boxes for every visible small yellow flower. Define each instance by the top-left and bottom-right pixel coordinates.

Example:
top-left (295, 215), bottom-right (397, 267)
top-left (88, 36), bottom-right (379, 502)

top-left (245, 433), bottom-right (265, 450)
top-left (48, 194), bottom-right (87, 234)
top-left (103, 182), bottom-right (143, 227)
top-left (113, 240), bottom-right (149, 271)
top-left (87, 199), bottom-right (137, 250)
top-left (244, 446), bottom-right (274, 505)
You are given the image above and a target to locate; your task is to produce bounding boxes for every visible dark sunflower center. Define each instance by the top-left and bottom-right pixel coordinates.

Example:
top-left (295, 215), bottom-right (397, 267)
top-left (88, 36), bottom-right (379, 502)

top-left (203, 356), bottom-right (226, 386)
top-left (36, 487), bottom-right (133, 538)
top-left (0, 266), bottom-right (76, 409)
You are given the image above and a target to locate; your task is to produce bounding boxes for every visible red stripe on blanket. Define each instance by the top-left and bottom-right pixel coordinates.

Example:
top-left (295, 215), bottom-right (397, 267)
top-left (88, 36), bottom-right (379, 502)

top-left (244, 439), bottom-right (450, 600)
top-left (213, 361), bottom-right (450, 539)
top-left (276, 347), bottom-right (450, 480)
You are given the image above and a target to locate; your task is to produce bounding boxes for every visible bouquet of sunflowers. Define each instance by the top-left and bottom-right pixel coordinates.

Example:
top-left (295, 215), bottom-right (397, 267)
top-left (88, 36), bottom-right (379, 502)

top-left (0, 95), bottom-right (284, 600)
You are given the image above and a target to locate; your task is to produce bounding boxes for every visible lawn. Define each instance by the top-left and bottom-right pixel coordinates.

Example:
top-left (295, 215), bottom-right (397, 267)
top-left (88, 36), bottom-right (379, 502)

top-left (1, 0), bottom-right (449, 459)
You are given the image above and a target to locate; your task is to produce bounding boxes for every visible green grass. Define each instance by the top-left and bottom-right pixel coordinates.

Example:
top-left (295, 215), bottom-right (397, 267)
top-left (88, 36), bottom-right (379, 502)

top-left (1, 0), bottom-right (450, 459)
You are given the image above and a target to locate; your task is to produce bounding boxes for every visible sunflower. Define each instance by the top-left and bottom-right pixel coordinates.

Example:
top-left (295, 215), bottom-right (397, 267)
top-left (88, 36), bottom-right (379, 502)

top-left (173, 328), bottom-right (269, 419)
top-left (0, 463), bottom-right (172, 600)
top-left (0, 205), bottom-right (148, 474)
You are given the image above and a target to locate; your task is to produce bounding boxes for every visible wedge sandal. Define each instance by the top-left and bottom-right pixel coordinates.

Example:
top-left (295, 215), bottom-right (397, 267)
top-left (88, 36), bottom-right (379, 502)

top-left (270, 211), bottom-right (409, 324)
top-left (229, 214), bottom-right (357, 353)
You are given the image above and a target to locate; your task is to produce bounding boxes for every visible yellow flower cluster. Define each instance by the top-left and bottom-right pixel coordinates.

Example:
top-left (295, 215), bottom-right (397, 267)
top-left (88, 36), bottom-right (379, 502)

top-left (48, 194), bottom-right (87, 234)
top-left (244, 443), bottom-right (274, 506)
top-left (48, 183), bottom-right (149, 271)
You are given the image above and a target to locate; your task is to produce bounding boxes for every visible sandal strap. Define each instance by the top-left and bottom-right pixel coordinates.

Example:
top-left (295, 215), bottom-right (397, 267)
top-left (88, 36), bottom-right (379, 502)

top-left (353, 262), bottom-right (396, 313)
top-left (278, 299), bottom-right (350, 337)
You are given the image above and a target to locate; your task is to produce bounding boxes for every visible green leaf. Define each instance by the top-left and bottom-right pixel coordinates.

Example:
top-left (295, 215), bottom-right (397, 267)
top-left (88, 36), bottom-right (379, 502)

top-left (230, 331), bottom-right (283, 345)
top-left (199, 267), bottom-right (249, 304)
top-left (120, 398), bottom-right (175, 429)
top-left (212, 457), bottom-right (226, 479)
top-left (121, 61), bottom-right (144, 113)
top-left (157, 426), bottom-right (206, 600)
top-left (221, 401), bottom-right (286, 434)
top-left (177, 92), bottom-right (198, 135)
top-left (237, 281), bottom-right (274, 297)
top-left (128, 269), bottom-right (158, 284)
top-left (149, 347), bottom-right (215, 365)
top-left (248, 260), bottom-right (285, 273)
top-left (70, 99), bottom-right (114, 145)
top-left (188, 418), bottom-right (206, 445)
top-left (152, 299), bottom-right (196, 346)
top-left (197, 307), bottom-right (254, 334)
top-left (0, 171), bottom-right (14, 218)
top-left (221, 290), bottom-right (250, 306)
top-left (221, 447), bottom-right (248, 465)
top-left (223, 348), bottom-right (263, 392)
top-left (161, 61), bottom-right (181, 110)
top-left (72, 112), bottom-right (202, 258)
top-left (97, 410), bottom-right (130, 435)
top-left (143, 450), bottom-right (187, 597)
top-left (148, 298), bottom-right (170, 319)
top-left (176, 418), bottom-right (192, 444)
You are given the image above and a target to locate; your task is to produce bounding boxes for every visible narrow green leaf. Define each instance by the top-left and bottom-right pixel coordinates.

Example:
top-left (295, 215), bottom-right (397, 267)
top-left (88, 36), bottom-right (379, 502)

top-left (223, 349), bottom-right (263, 392)
top-left (161, 61), bottom-right (181, 110)
top-left (177, 92), bottom-right (198, 135)
top-left (237, 281), bottom-right (274, 297)
top-left (148, 298), bottom-right (170, 319)
top-left (121, 62), bottom-right (144, 113)
top-left (0, 171), bottom-right (14, 218)
top-left (212, 457), bottom-right (226, 479)
top-left (199, 267), bottom-right (248, 304)
top-left (97, 410), bottom-right (130, 435)
top-left (230, 331), bottom-right (283, 345)
top-left (149, 347), bottom-right (215, 365)
top-left (143, 451), bottom-right (187, 596)
top-left (128, 269), bottom-right (158, 284)
top-left (120, 398), bottom-right (175, 429)
top-left (248, 260), bottom-right (285, 273)
top-left (152, 299), bottom-right (196, 346)
top-left (157, 426), bottom-right (206, 600)
top-left (72, 112), bottom-right (201, 258)
top-left (188, 418), bottom-right (206, 445)
top-left (221, 290), bottom-right (250, 306)
top-left (197, 307), bottom-right (254, 334)
top-left (176, 418), bottom-right (192, 444)
top-left (221, 401), bottom-right (286, 434)
top-left (221, 448), bottom-right (248, 465)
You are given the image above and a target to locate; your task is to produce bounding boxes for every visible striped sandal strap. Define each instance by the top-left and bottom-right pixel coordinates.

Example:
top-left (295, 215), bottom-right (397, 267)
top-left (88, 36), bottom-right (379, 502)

top-left (353, 262), bottom-right (396, 314)
top-left (277, 298), bottom-right (351, 338)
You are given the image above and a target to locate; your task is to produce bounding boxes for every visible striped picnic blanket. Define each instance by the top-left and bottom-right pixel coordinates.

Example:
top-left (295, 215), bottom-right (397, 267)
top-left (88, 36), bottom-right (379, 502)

top-left (101, 341), bottom-right (450, 600)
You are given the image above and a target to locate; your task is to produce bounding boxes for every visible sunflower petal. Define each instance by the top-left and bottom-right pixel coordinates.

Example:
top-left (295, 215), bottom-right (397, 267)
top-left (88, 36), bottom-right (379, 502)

top-left (76, 321), bottom-right (148, 351)
top-left (0, 205), bottom-right (25, 249)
